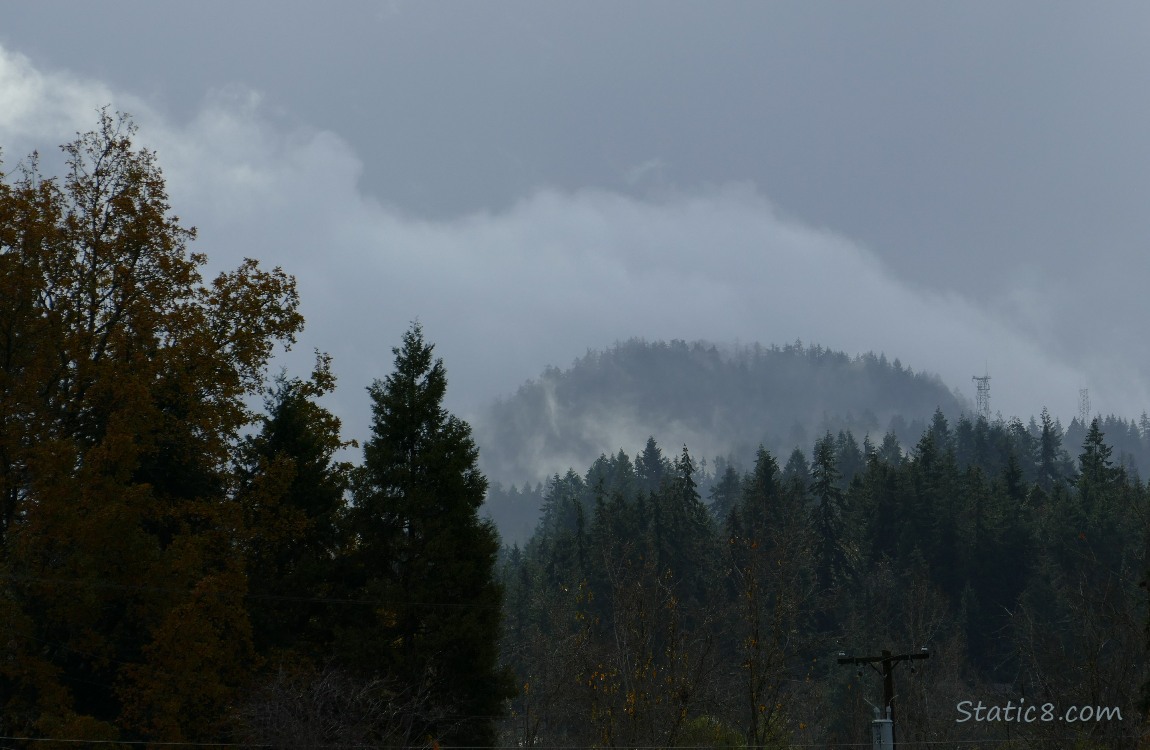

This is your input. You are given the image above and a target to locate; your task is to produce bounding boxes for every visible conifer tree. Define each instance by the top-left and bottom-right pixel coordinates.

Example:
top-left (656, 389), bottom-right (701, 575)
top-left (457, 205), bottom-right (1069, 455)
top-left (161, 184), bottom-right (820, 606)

top-left (782, 447), bottom-right (811, 490)
top-left (238, 354), bottom-right (353, 660)
top-left (664, 445), bottom-right (714, 601)
top-left (810, 433), bottom-right (850, 594)
top-left (726, 447), bottom-right (812, 746)
top-left (835, 430), bottom-right (865, 487)
top-left (708, 463), bottom-right (742, 519)
top-left (636, 435), bottom-right (668, 493)
top-left (1037, 407), bottom-right (1073, 490)
top-left (1078, 417), bottom-right (1121, 495)
top-left (877, 430), bottom-right (903, 467)
top-left (346, 323), bottom-right (512, 747)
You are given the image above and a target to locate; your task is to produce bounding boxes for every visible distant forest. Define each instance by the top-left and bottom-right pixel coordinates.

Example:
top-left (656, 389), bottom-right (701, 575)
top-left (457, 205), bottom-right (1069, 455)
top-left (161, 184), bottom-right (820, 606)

top-left (476, 338), bottom-right (971, 490)
top-left (496, 411), bottom-right (1150, 748)
top-left (481, 338), bottom-right (1150, 545)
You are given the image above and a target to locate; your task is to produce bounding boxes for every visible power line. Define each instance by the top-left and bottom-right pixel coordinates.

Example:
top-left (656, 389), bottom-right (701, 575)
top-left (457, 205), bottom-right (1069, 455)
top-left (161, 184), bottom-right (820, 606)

top-left (0, 737), bottom-right (1145, 750)
top-left (0, 573), bottom-right (502, 609)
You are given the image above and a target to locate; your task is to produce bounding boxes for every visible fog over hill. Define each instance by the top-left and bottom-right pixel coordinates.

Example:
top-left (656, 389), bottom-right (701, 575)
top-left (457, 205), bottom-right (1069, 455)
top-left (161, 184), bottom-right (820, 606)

top-left (474, 338), bottom-right (969, 490)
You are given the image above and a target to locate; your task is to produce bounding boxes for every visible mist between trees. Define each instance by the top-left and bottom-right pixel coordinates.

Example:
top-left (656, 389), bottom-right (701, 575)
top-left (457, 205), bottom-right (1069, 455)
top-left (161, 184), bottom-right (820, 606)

top-left (2, 114), bottom-right (1148, 749)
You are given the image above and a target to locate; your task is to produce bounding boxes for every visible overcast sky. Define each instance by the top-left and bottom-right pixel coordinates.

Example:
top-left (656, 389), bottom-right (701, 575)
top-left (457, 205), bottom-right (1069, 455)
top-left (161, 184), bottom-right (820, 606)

top-left (3, 1), bottom-right (1149, 447)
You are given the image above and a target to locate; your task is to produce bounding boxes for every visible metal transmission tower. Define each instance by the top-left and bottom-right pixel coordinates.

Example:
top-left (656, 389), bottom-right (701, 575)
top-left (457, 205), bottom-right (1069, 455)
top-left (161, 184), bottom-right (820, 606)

top-left (972, 372), bottom-right (991, 421)
top-left (1079, 388), bottom-right (1091, 427)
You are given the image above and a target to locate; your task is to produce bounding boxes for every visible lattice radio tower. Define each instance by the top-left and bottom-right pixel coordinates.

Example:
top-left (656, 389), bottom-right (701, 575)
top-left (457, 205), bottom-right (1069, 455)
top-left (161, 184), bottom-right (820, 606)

top-left (1079, 388), bottom-right (1090, 428)
top-left (973, 372), bottom-right (991, 421)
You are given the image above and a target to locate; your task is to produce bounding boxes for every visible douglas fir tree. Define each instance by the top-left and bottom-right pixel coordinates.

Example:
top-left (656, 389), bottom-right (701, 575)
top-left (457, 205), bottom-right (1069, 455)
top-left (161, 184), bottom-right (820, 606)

top-left (345, 323), bottom-right (513, 747)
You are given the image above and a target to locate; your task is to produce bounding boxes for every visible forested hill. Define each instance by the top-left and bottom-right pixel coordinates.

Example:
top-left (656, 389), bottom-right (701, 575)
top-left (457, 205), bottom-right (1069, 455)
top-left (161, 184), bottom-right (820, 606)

top-left (474, 338), bottom-right (967, 488)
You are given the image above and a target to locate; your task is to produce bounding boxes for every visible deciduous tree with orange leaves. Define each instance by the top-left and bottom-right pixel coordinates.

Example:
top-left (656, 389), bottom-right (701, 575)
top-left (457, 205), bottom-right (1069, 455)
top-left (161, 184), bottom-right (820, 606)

top-left (0, 110), bottom-right (303, 743)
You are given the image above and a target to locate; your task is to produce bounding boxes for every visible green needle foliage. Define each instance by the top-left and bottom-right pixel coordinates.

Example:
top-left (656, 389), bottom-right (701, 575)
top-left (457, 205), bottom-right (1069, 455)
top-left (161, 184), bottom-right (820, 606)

top-left (344, 323), bottom-right (514, 748)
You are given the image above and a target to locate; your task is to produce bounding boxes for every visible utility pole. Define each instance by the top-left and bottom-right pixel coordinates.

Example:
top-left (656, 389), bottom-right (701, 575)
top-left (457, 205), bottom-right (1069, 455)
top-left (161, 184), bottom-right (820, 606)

top-left (838, 647), bottom-right (929, 750)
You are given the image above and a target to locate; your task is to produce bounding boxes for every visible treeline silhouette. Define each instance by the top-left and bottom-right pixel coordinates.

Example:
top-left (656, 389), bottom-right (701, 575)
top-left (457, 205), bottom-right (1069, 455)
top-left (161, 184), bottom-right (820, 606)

top-left (497, 412), bottom-right (1148, 749)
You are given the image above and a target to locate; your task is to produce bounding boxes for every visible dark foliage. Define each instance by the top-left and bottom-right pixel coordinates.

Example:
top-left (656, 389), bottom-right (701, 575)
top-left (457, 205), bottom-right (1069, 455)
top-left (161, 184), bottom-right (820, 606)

top-left (498, 420), bottom-right (1149, 748)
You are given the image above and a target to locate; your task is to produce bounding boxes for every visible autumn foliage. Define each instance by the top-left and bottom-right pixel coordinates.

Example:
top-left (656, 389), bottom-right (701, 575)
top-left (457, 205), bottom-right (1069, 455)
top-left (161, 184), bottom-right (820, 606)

top-left (0, 112), bottom-right (303, 742)
top-left (1, 112), bottom-right (514, 748)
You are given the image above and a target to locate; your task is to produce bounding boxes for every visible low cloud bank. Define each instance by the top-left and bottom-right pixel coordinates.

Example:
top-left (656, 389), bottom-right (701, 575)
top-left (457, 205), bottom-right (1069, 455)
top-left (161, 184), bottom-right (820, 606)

top-left (2, 43), bottom-right (1138, 456)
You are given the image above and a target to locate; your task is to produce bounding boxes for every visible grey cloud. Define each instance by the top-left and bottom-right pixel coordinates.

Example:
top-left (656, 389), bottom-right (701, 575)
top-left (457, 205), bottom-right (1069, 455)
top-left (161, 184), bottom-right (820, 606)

top-left (1, 43), bottom-right (1141, 455)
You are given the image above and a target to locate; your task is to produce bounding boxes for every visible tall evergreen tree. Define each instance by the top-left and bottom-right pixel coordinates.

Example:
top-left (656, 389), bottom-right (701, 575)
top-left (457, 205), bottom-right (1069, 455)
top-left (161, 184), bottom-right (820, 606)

top-left (1078, 418), bottom-right (1122, 495)
top-left (666, 445), bottom-right (715, 600)
top-left (725, 447), bottom-right (808, 746)
top-left (782, 447), bottom-right (811, 490)
top-left (238, 355), bottom-right (352, 660)
top-left (346, 323), bottom-right (513, 747)
top-left (877, 430), bottom-right (903, 467)
top-left (834, 430), bottom-right (865, 488)
top-left (636, 435), bottom-right (668, 493)
top-left (810, 433), bottom-right (850, 596)
top-left (708, 463), bottom-right (742, 519)
top-left (1037, 407), bottom-right (1073, 490)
